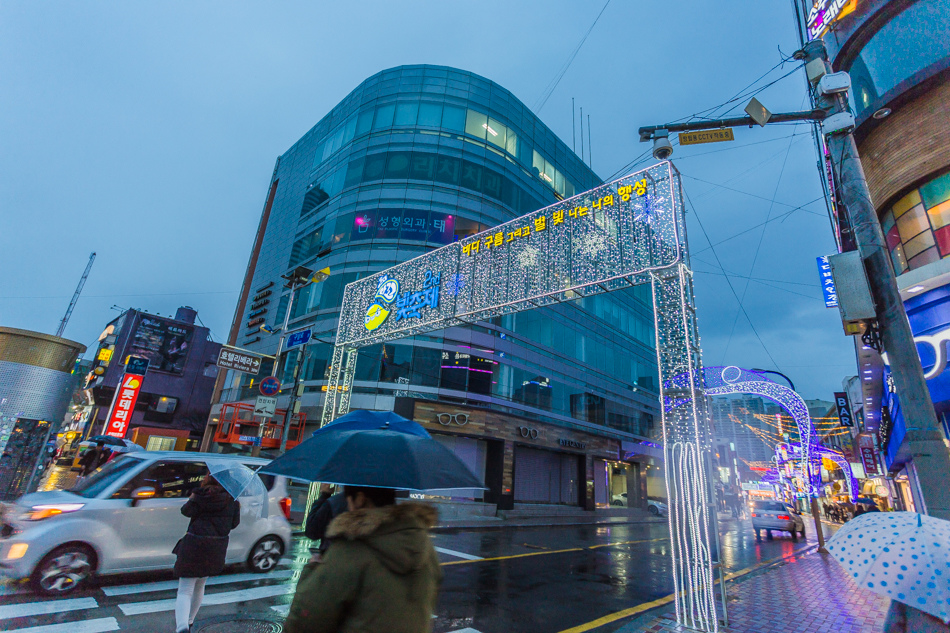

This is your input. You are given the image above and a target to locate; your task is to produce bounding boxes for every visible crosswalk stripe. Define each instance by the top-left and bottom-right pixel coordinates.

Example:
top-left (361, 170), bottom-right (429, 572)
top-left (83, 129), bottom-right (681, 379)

top-left (0, 596), bottom-right (98, 620)
top-left (271, 604), bottom-right (290, 616)
top-left (102, 569), bottom-right (294, 596)
top-left (447, 629), bottom-right (482, 633)
top-left (3, 616), bottom-right (119, 633)
top-left (119, 584), bottom-right (293, 616)
top-left (434, 546), bottom-right (483, 561)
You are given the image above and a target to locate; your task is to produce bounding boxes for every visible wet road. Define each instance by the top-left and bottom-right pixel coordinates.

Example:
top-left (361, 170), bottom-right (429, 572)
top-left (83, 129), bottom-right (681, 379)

top-left (0, 515), bottom-right (823, 633)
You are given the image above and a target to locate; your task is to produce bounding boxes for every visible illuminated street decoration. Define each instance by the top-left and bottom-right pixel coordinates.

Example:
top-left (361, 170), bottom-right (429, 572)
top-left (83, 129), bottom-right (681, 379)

top-left (665, 365), bottom-right (857, 500)
top-left (324, 162), bottom-right (720, 632)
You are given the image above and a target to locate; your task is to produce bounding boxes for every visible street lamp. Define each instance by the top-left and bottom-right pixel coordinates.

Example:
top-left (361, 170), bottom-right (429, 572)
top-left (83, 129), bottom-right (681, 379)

top-left (259, 266), bottom-right (331, 454)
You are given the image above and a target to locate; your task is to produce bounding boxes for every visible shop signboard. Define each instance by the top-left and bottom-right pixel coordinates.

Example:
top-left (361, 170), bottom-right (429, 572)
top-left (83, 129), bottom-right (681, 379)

top-left (834, 391), bottom-right (854, 427)
top-left (104, 372), bottom-right (145, 438)
top-left (860, 447), bottom-right (880, 476)
top-left (216, 346), bottom-right (263, 375)
top-left (817, 256), bottom-right (838, 308)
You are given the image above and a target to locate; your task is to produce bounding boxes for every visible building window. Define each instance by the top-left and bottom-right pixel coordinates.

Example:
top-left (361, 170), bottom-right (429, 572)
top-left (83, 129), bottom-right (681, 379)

top-left (881, 170), bottom-right (950, 273)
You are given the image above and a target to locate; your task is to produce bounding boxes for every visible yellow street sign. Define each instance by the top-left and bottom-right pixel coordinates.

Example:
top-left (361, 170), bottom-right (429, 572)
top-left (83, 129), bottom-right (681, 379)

top-left (678, 129), bottom-right (735, 146)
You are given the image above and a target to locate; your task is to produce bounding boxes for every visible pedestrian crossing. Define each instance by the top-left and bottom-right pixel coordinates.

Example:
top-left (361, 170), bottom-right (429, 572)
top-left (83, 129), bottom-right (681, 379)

top-left (0, 542), bottom-right (483, 633)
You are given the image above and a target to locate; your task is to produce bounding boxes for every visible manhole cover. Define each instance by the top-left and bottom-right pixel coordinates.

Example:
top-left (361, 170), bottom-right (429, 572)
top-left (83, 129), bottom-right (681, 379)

top-left (194, 619), bottom-right (282, 633)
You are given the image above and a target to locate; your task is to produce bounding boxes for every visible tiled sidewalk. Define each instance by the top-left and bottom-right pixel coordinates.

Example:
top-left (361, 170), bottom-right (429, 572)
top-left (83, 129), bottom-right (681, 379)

top-left (626, 550), bottom-right (891, 633)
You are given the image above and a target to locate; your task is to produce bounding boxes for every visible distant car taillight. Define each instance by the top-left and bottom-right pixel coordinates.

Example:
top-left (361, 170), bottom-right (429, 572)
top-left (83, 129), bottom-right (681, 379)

top-left (778, 515), bottom-right (790, 521)
top-left (280, 497), bottom-right (292, 520)
top-left (750, 512), bottom-right (757, 517)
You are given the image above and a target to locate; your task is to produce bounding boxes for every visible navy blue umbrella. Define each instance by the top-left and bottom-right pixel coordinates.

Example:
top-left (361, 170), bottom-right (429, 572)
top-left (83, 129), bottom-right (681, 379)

top-left (312, 409), bottom-right (431, 438)
top-left (261, 427), bottom-right (484, 491)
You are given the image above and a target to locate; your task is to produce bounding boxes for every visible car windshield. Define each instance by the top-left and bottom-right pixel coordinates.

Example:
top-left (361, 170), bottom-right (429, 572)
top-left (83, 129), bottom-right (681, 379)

top-left (752, 501), bottom-right (787, 512)
top-left (70, 455), bottom-right (145, 498)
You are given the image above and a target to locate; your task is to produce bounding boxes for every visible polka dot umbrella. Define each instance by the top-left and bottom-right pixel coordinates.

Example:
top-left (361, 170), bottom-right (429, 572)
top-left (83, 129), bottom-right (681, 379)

top-left (827, 511), bottom-right (950, 622)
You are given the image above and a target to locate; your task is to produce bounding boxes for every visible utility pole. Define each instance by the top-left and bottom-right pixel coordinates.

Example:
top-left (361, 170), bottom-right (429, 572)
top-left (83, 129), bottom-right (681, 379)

top-left (56, 252), bottom-right (96, 338)
top-left (638, 40), bottom-right (950, 521)
top-left (801, 39), bottom-right (950, 520)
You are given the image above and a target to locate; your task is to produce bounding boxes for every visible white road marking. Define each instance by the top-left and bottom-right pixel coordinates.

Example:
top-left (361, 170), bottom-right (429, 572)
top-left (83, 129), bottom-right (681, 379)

top-left (447, 629), bottom-right (482, 633)
top-left (434, 546), bottom-right (483, 561)
top-left (271, 604), bottom-right (290, 616)
top-left (0, 597), bottom-right (98, 620)
top-left (2, 617), bottom-right (119, 633)
top-left (102, 569), bottom-right (294, 596)
top-left (119, 584), bottom-right (293, 616)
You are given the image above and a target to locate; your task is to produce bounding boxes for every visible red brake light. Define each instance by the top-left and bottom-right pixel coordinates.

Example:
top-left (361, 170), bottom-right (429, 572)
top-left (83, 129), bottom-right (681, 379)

top-left (279, 497), bottom-right (292, 520)
top-left (751, 512), bottom-right (757, 517)
top-left (778, 515), bottom-right (790, 520)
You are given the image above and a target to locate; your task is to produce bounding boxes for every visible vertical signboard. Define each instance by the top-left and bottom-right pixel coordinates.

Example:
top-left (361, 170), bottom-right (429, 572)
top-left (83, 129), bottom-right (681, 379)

top-left (105, 373), bottom-right (145, 438)
top-left (834, 391), bottom-right (854, 427)
top-left (817, 256), bottom-right (838, 307)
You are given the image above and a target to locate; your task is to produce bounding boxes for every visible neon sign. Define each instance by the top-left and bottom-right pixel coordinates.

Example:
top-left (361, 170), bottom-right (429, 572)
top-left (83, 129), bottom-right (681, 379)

top-left (806, 0), bottom-right (857, 39)
top-left (364, 271), bottom-right (441, 331)
top-left (881, 325), bottom-right (950, 380)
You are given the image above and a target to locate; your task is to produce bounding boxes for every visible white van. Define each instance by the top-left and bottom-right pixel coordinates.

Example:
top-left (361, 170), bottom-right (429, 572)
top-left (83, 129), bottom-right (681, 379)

top-left (0, 452), bottom-right (292, 595)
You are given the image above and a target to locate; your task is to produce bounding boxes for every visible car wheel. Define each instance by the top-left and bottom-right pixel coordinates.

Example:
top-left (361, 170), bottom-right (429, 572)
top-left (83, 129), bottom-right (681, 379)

top-left (247, 536), bottom-right (284, 573)
top-left (648, 505), bottom-right (660, 516)
top-left (611, 500), bottom-right (622, 506)
top-left (791, 530), bottom-right (798, 540)
top-left (31, 544), bottom-right (95, 596)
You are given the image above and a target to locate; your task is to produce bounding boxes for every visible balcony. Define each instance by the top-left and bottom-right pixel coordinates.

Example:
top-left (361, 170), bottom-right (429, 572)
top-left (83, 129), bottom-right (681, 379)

top-left (214, 402), bottom-right (306, 450)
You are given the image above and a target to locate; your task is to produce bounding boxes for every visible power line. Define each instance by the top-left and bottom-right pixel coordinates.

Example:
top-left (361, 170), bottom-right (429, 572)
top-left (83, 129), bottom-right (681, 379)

top-left (1, 290), bottom-right (239, 300)
top-left (683, 188), bottom-right (783, 370)
top-left (533, 0), bottom-right (612, 113)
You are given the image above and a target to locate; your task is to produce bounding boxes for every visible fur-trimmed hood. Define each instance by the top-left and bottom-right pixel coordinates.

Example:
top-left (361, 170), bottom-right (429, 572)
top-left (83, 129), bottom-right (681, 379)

top-left (325, 502), bottom-right (438, 576)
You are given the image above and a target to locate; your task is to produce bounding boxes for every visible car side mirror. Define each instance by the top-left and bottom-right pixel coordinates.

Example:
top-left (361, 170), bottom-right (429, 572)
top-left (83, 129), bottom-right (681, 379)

top-left (130, 486), bottom-right (157, 507)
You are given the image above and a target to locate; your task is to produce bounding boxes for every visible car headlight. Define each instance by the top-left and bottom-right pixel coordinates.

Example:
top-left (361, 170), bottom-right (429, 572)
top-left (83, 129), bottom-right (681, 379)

top-left (26, 504), bottom-right (85, 521)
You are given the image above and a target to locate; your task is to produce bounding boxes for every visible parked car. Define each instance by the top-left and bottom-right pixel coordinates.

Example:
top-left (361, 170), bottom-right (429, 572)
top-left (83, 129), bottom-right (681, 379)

top-left (0, 452), bottom-right (292, 595)
top-left (610, 492), bottom-right (628, 507)
top-left (750, 500), bottom-right (805, 540)
top-left (647, 497), bottom-right (667, 517)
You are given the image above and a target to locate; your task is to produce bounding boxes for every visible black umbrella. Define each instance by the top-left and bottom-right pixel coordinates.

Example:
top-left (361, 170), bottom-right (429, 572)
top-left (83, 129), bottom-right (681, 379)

top-left (85, 435), bottom-right (127, 447)
top-left (261, 428), bottom-right (484, 491)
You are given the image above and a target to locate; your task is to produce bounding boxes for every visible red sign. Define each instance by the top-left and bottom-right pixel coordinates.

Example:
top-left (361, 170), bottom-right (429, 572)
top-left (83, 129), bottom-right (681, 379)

top-left (105, 373), bottom-right (144, 438)
top-left (860, 447), bottom-right (880, 477)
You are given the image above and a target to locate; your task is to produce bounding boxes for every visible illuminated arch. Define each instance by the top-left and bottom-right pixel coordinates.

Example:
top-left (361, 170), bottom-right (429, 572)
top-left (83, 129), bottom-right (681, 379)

top-left (666, 365), bottom-right (857, 500)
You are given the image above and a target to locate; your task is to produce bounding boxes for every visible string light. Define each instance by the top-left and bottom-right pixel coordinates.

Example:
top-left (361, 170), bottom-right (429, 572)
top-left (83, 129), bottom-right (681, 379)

top-left (322, 162), bottom-right (720, 632)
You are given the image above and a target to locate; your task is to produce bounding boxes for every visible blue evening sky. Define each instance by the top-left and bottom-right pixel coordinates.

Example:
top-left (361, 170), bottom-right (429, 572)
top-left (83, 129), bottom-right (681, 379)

top-left (0, 1), bottom-right (854, 399)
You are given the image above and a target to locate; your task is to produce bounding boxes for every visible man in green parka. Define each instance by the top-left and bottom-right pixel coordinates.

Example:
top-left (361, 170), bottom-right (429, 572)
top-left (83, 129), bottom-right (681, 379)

top-left (284, 486), bottom-right (442, 633)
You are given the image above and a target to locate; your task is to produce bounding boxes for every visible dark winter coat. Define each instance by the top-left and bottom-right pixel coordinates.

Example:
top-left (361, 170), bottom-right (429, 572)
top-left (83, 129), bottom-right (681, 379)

top-left (284, 502), bottom-right (442, 633)
top-left (304, 491), bottom-right (348, 555)
top-left (173, 485), bottom-right (241, 578)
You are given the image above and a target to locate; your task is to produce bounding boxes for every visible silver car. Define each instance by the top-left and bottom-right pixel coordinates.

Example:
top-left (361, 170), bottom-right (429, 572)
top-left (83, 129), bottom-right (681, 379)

top-left (750, 500), bottom-right (806, 540)
top-left (0, 452), bottom-right (292, 595)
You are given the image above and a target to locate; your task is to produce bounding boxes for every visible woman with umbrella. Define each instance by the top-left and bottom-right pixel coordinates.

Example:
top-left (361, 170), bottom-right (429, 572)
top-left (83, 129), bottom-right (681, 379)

top-left (172, 462), bottom-right (268, 633)
top-left (264, 410), bottom-right (481, 633)
top-left (826, 512), bottom-right (950, 632)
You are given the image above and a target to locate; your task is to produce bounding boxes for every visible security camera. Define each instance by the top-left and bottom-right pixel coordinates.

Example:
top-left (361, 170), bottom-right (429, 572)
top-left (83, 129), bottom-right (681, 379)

top-left (652, 129), bottom-right (673, 160)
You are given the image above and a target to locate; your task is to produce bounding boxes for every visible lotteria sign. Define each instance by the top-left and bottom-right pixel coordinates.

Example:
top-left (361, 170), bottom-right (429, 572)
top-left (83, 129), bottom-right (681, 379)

top-left (105, 373), bottom-right (144, 438)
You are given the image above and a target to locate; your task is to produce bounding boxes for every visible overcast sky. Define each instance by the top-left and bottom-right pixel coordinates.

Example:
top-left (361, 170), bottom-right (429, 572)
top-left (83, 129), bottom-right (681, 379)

top-left (0, 1), bottom-right (855, 400)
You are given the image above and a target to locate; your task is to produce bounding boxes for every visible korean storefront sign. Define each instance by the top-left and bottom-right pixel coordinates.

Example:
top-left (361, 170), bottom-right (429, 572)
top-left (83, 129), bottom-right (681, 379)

top-left (817, 256), bottom-right (838, 308)
top-left (105, 372), bottom-right (145, 438)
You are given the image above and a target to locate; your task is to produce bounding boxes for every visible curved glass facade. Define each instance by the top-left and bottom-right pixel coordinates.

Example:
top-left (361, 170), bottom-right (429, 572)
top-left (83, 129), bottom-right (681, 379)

top-left (846, 0), bottom-right (950, 119)
top-left (223, 65), bottom-right (660, 441)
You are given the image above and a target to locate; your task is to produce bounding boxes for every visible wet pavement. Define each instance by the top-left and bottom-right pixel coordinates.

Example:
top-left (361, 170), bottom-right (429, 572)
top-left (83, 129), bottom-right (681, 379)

top-left (0, 512), bottom-right (829, 633)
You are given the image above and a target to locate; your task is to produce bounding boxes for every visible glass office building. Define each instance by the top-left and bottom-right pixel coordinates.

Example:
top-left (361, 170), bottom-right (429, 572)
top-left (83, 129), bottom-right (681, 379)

top-left (211, 66), bottom-right (663, 510)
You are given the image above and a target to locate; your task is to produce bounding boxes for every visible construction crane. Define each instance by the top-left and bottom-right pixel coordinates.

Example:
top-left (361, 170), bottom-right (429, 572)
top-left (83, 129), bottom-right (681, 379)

top-left (56, 252), bottom-right (96, 338)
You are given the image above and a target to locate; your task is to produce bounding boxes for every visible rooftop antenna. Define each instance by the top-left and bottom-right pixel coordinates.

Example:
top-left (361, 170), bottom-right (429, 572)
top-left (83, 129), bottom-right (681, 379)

top-left (580, 106), bottom-right (585, 162)
top-left (572, 98), bottom-right (576, 153)
top-left (56, 252), bottom-right (96, 338)
top-left (588, 113), bottom-right (592, 170)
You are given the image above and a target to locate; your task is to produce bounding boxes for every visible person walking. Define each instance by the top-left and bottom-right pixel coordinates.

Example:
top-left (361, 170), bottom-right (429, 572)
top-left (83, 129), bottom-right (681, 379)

top-left (78, 441), bottom-right (104, 477)
top-left (284, 486), bottom-right (442, 633)
top-left (304, 483), bottom-right (347, 562)
top-left (883, 599), bottom-right (950, 632)
top-left (173, 475), bottom-right (241, 633)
